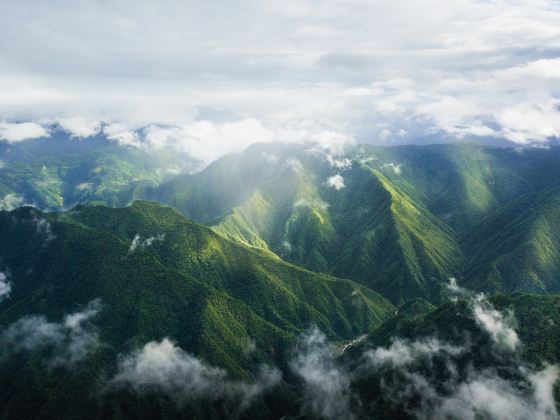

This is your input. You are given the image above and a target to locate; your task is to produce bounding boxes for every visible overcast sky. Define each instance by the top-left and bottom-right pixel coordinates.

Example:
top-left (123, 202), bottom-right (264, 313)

top-left (1, 0), bottom-right (559, 158)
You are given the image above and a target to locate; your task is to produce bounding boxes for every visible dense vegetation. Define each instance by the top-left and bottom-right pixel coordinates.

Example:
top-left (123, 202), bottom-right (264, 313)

top-left (0, 202), bottom-right (393, 418)
top-left (2, 139), bottom-right (560, 418)
top-left (141, 142), bottom-right (560, 303)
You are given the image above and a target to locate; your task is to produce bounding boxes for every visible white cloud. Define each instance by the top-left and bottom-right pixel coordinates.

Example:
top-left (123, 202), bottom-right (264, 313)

top-left (0, 122), bottom-right (48, 142)
top-left (0, 1), bottom-right (558, 152)
top-left (0, 272), bottom-right (11, 303)
top-left (290, 327), bottom-right (354, 419)
top-left (435, 366), bottom-right (560, 420)
top-left (447, 278), bottom-right (520, 351)
top-left (382, 162), bottom-right (402, 175)
top-left (294, 197), bottom-right (329, 211)
top-left (0, 299), bottom-right (102, 366)
top-left (472, 297), bottom-right (519, 351)
top-left (365, 337), bottom-right (464, 368)
top-left (33, 215), bottom-right (56, 243)
top-left (326, 174), bottom-right (345, 190)
top-left (111, 338), bottom-right (281, 408)
top-left (127, 233), bottom-right (165, 255)
top-left (57, 116), bottom-right (101, 138)
top-left (75, 182), bottom-right (93, 191)
top-left (0, 193), bottom-right (25, 211)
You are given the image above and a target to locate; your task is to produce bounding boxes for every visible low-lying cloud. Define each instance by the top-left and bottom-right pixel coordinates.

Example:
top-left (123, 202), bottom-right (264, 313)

top-left (33, 215), bottom-right (56, 243)
top-left (381, 162), bottom-right (402, 175)
top-left (127, 233), bottom-right (165, 254)
top-left (290, 327), bottom-right (354, 420)
top-left (0, 122), bottom-right (49, 143)
top-left (111, 338), bottom-right (281, 410)
top-left (0, 193), bottom-right (25, 211)
top-left (364, 337), bottom-right (465, 369)
top-left (0, 299), bottom-right (102, 367)
top-left (293, 281), bottom-right (560, 419)
top-left (326, 174), bottom-right (345, 190)
top-left (0, 272), bottom-right (11, 303)
top-left (472, 296), bottom-right (519, 352)
top-left (448, 278), bottom-right (520, 351)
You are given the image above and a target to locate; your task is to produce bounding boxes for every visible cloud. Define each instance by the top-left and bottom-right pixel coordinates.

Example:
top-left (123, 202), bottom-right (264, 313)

top-left (111, 338), bottom-right (281, 409)
top-left (127, 233), bottom-right (165, 255)
top-left (356, 282), bottom-right (559, 418)
top-left (294, 197), bottom-right (329, 211)
top-left (290, 327), bottom-right (354, 420)
top-left (364, 337), bottom-right (465, 368)
top-left (362, 330), bottom-right (557, 418)
top-left (0, 299), bottom-right (102, 366)
top-left (326, 174), bottom-right (345, 190)
top-left (434, 365), bottom-right (560, 420)
top-left (1, 1), bottom-right (559, 153)
top-left (325, 154), bottom-right (352, 169)
top-left (447, 278), bottom-right (519, 351)
top-left (0, 122), bottom-right (49, 142)
top-left (75, 182), bottom-right (93, 191)
top-left (33, 215), bottom-right (56, 243)
top-left (297, 284), bottom-right (560, 419)
top-left (0, 193), bottom-right (25, 211)
top-left (57, 116), bottom-right (101, 138)
top-left (472, 296), bottom-right (519, 352)
top-left (381, 162), bottom-right (402, 175)
top-left (0, 272), bottom-right (11, 303)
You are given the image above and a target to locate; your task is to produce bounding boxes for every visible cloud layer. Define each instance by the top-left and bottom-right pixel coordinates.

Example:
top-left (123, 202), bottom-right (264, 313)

top-left (0, 0), bottom-right (559, 157)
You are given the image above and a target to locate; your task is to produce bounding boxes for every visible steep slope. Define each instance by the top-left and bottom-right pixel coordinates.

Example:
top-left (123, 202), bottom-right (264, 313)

top-left (354, 143), bottom-right (560, 233)
top-left (69, 201), bottom-right (393, 337)
top-left (329, 165), bottom-right (462, 303)
top-left (461, 187), bottom-right (560, 294)
top-left (0, 202), bottom-right (394, 418)
top-left (148, 143), bottom-right (463, 304)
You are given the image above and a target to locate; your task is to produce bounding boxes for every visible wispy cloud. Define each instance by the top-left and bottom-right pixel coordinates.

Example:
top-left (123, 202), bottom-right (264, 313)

top-left (326, 174), bottom-right (345, 190)
top-left (0, 299), bottom-right (102, 367)
top-left (127, 233), bottom-right (165, 255)
top-left (0, 193), bottom-right (25, 211)
top-left (295, 281), bottom-right (560, 419)
top-left (0, 272), bottom-right (11, 303)
top-left (110, 338), bottom-right (281, 410)
top-left (290, 327), bottom-right (354, 419)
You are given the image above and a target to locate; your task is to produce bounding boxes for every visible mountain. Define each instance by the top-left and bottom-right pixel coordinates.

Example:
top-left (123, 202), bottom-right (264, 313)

top-left (461, 186), bottom-right (560, 294)
top-left (0, 130), bottom-right (198, 211)
top-left (5, 138), bottom-right (560, 304)
top-left (143, 142), bottom-right (560, 303)
top-left (145, 143), bottom-right (465, 304)
top-left (0, 201), bottom-right (394, 418)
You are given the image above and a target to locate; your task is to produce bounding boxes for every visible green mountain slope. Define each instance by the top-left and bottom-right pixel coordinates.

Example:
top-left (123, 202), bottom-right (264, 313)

top-left (147, 143), bottom-right (463, 304)
top-left (0, 201), bottom-right (394, 418)
top-left (329, 165), bottom-right (462, 303)
top-left (461, 187), bottom-right (560, 294)
top-left (355, 143), bottom-right (560, 233)
top-left (0, 132), bottom-right (197, 211)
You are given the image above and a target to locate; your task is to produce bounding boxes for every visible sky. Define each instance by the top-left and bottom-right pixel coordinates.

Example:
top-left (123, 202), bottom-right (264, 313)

top-left (1, 0), bottom-right (560, 159)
